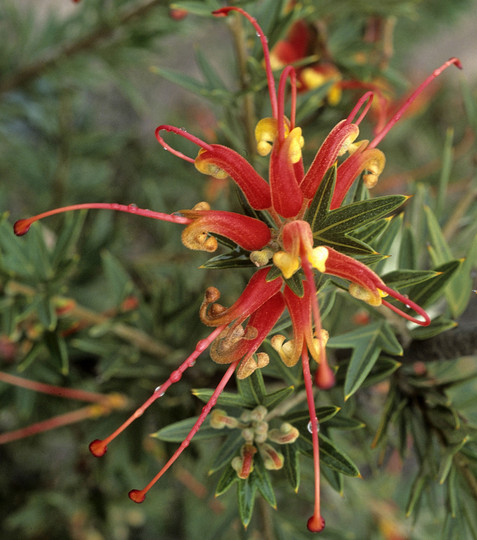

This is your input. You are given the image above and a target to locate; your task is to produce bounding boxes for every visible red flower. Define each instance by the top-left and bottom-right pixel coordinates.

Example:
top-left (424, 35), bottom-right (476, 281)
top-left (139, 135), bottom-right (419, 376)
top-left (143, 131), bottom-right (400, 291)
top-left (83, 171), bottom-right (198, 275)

top-left (13, 6), bottom-right (461, 533)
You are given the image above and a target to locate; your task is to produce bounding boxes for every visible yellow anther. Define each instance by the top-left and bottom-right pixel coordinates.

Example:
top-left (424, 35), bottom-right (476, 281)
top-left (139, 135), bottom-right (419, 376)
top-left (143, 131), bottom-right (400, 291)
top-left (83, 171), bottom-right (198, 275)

top-left (194, 149), bottom-right (229, 179)
top-left (287, 127), bottom-right (304, 164)
top-left (349, 283), bottom-right (382, 306)
top-left (255, 117), bottom-right (290, 156)
top-left (255, 117), bottom-right (279, 156)
top-left (273, 251), bottom-right (300, 279)
top-left (307, 246), bottom-right (329, 273)
top-left (362, 150), bottom-right (386, 188)
top-left (327, 84), bottom-right (342, 106)
top-left (301, 68), bottom-right (327, 90)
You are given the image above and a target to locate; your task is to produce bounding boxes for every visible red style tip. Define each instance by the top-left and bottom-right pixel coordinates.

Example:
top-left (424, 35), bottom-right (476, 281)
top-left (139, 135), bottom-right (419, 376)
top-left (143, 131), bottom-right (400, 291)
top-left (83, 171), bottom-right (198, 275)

top-left (13, 219), bottom-right (31, 236)
top-left (449, 57), bottom-right (462, 70)
top-left (212, 8), bottom-right (233, 17)
top-left (128, 489), bottom-right (146, 503)
top-left (307, 515), bottom-right (325, 533)
top-left (315, 362), bottom-right (335, 390)
top-left (89, 439), bottom-right (108, 457)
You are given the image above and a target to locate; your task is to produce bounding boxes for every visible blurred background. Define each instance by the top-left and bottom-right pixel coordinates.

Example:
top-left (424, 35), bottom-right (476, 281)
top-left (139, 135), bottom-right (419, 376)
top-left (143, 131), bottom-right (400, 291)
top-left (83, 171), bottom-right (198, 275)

top-left (0, 1), bottom-right (476, 539)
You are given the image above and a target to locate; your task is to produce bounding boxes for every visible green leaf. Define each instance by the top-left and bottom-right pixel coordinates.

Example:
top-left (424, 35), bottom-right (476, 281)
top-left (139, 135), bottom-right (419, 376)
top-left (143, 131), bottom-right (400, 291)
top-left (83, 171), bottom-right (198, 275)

top-left (399, 224), bottom-right (417, 269)
top-left (51, 211), bottom-right (86, 267)
top-left (284, 406), bottom-right (341, 427)
top-left (200, 250), bottom-right (256, 270)
top-left (43, 331), bottom-right (69, 375)
top-left (192, 388), bottom-right (255, 408)
top-left (305, 165), bottom-right (336, 232)
top-left (195, 47), bottom-right (228, 91)
top-left (253, 454), bottom-right (277, 509)
top-left (408, 259), bottom-right (462, 308)
top-left (262, 385), bottom-right (295, 410)
top-left (314, 195), bottom-right (407, 237)
top-left (410, 315), bottom-right (457, 340)
top-left (150, 65), bottom-right (230, 102)
top-left (283, 271), bottom-right (305, 297)
top-left (215, 463), bottom-right (238, 496)
top-left (237, 476), bottom-right (257, 528)
top-left (101, 251), bottom-right (134, 307)
top-left (381, 269), bottom-right (440, 289)
top-left (301, 434), bottom-right (360, 477)
top-left (326, 414), bottom-right (365, 431)
top-left (321, 464), bottom-right (344, 494)
top-left (439, 436), bottom-right (469, 485)
top-left (237, 369), bottom-right (266, 406)
top-left (327, 321), bottom-right (402, 400)
top-left (354, 217), bottom-right (392, 246)
top-left (405, 472), bottom-right (426, 516)
top-left (209, 431), bottom-right (244, 474)
top-left (424, 205), bottom-right (453, 264)
top-left (282, 443), bottom-right (300, 491)
top-left (152, 416), bottom-right (219, 442)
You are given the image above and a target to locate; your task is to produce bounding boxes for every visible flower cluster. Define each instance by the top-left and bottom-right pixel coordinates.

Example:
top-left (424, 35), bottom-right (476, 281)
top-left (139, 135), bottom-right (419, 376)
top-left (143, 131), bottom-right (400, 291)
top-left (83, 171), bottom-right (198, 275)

top-left (13, 6), bottom-right (460, 533)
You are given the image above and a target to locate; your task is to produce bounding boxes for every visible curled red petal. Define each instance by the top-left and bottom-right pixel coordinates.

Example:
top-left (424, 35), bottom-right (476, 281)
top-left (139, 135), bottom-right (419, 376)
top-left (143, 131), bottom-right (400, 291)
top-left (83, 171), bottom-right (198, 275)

top-left (200, 268), bottom-right (283, 327)
top-left (195, 145), bottom-right (271, 210)
top-left (323, 247), bottom-right (382, 293)
top-left (213, 291), bottom-right (286, 364)
top-left (270, 136), bottom-right (304, 218)
top-left (300, 120), bottom-right (359, 200)
top-left (332, 144), bottom-right (385, 209)
top-left (181, 210), bottom-right (271, 252)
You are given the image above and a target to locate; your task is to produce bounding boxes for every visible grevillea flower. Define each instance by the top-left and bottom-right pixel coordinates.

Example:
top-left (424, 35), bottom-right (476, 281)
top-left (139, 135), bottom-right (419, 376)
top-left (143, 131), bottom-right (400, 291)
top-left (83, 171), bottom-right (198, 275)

top-left (13, 7), bottom-right (461, 533)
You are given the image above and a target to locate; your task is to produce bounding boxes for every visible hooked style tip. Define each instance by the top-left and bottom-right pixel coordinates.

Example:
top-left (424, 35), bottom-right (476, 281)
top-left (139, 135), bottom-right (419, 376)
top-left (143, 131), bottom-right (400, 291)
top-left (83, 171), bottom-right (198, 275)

top-left (13, 219), bottom-right (31, 236)
top-left (128, 489), bottom-right (146, 503)
top-left (450, 57), bottom-right (463, 70)
top-left (212, 8), bottom-right (233, 17)
top-left (307, 514), bottom-right (326, 533)
top-left (89, 439), bottom-right (108, 457)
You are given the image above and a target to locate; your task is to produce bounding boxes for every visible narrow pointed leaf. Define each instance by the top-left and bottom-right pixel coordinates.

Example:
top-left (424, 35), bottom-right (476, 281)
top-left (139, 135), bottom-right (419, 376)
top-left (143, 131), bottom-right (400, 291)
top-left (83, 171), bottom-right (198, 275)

top-left (237, 476), bottom-right (258, 528)
top-left (152, 416), bottom-right (219, 442)
top-left (209, 431), bottom-right (244, 474)
top-left (215, 463), bottom-right (238, 496)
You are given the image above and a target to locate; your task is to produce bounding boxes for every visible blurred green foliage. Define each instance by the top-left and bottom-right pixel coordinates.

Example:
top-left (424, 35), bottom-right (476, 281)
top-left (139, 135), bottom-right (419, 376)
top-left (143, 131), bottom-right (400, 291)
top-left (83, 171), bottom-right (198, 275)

top-left (0, 0), bottom-right (476, 539)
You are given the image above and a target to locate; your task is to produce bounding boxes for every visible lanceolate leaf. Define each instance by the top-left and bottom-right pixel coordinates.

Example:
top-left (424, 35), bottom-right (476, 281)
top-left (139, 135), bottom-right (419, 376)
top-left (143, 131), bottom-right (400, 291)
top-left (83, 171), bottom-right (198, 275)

top-left (152, 416), bottom-right (219, 442)
top-left (253, 454), bottom-right (277, 509)
top-left (314, 195), bottom-right (407, 238)
top-left (237, 475), bottom-right (258, 527)
top-left (327, 321), bottom-right (403, 400)
top-left (237, 369), bottom-right (267, 406)
top-left (408, 259), bottom-right (462, 308)
top-left (210, 431), bottom-right (244, 474)
top-left (381, 269), bottom-right (440, 289)
top-left (300, 434), bottom-right (360, 477)
top-left (305, 165), bottom-right (336, 232)
top-left (215, 463), bottom-right (238, 497)
top-left (192, 388), bottom-right (255, 408)
top-left (283, 443), bottom-right (300, 491)
top-left (200, 250), bottom-right (257, 270)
